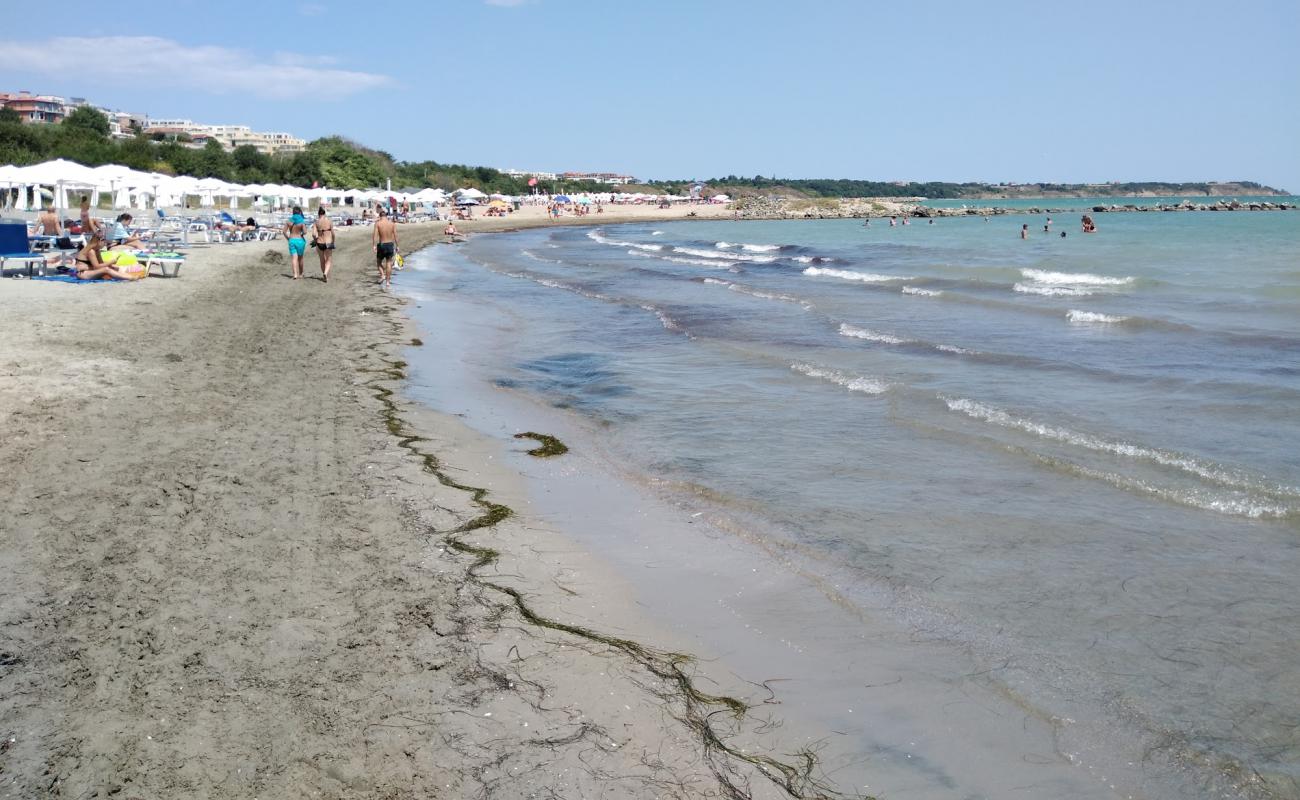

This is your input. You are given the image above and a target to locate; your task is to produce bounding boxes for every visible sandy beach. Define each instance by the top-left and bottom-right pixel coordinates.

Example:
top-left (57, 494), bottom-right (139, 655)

top-left (0, 221), bottom-right (837, 799)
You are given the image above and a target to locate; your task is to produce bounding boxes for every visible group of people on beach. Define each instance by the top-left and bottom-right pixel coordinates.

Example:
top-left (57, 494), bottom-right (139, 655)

top-left (32, 197), bottom-right (156, 280)
top-left (282, 206), bottom-right (336, 282)
top-left (282, 204), bottom-right (405, 289)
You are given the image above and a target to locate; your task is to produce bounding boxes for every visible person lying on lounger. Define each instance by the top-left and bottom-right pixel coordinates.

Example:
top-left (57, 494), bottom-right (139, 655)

top-left (74, 233), bottom-right (133, 280)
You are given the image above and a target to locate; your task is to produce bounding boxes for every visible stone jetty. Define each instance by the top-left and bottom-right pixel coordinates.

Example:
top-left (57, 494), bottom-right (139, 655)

top-left (730, 195), bottom-right (1294, 220)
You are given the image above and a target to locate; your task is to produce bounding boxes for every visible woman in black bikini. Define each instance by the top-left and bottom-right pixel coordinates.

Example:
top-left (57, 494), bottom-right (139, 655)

top-left (311, 207), bottom-right (335, 282)
top-left (73, 233), bottom-right (132, 281)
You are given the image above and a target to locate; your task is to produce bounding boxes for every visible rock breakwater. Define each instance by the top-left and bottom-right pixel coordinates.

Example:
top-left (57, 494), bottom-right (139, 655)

top-left (730, 196), bottom-right (1294, 220)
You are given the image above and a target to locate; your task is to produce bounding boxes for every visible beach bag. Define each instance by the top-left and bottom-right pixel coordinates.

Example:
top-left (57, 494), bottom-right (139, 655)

top-left (395, 254), bottom-right (404, 268)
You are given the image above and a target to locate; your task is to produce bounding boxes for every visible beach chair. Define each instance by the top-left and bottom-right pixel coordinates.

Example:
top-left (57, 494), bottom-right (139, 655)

top-left (0, 222), bottom-right (52, 278)
top-left (143, 251), bottom-right (186, 278)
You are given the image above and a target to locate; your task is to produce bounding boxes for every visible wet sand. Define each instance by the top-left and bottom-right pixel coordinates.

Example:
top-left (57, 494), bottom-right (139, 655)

top-left (0, 223), bottom-right (847, 799)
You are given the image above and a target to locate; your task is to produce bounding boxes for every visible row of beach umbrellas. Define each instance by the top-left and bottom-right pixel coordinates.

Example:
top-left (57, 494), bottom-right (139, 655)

top-left (0, 159), bottom-right (711, 213)
top-left (0, 159), bottom-right (471, 212)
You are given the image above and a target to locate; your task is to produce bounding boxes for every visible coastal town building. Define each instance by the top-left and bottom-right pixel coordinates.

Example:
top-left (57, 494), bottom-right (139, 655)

top-left (502, 168), bottom-right (637, 185)
top-left (0, 92), bottom-right (68, 125)
top-left (144, 119), bottom-right (305, 155)
top-left (502, 168), bottom-right (559, 181)
top-left (1, 90), bottom-right (306, 155)
top-left (562, 171), bottom-right (638, 185)
top-left (0, 91), bottom-right (147, 137)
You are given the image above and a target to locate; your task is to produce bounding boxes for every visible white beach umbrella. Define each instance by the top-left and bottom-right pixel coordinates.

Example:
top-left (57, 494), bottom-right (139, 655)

top-left (0, 164), bottom-right (19, 210)
top-left (11, 160), bottom-right (98, 211)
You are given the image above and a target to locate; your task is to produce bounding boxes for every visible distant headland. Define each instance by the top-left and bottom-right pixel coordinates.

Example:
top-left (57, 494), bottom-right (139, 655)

top-left (647, 177), bottom-right (1290, 200)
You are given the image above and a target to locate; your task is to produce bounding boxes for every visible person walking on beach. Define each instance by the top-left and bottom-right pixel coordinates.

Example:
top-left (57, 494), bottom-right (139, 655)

top-left (311, 207), bottom-right (335, 283)
top-left (373, 207), bottom-right (399, 289)
top-left (283, 205), bottom-right (308, 279)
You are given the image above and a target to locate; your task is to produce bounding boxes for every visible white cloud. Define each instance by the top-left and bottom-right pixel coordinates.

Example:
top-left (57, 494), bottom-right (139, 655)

top-left (0, 36), bottom-right (391, 100)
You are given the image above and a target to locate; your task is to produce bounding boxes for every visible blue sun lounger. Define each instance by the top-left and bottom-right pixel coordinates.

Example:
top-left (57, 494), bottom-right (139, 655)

top-left (0, 222), bottom-right (53, 278)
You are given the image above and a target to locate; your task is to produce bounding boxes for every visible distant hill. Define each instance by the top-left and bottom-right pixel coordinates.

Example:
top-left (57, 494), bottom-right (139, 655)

top-left (649, 176), bottom-right (1288, 199)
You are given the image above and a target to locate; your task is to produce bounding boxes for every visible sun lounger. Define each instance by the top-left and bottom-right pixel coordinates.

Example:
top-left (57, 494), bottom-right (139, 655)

top-left (0, 222), bottom-right (55, 278)
top-left (2, 253), bottom-right (51, 277)
top-left (143, 252), bottom-right (186, 278)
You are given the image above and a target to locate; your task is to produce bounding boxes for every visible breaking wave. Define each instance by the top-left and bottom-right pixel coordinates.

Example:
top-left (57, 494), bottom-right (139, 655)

top-left (791, 363), bottom-right (890, 395)
top-left (941, 396), bottom-right (1299, 517)
top-left (587, 229), bottom-right (663, 251)
top-left (715, 241), bottom-right (784, 253)
top-left (1067, 310), bottom-right (1129, 324)
top-left (674, 246), bottom-right (777, 264)
top-left (838, 323), bottom-right (910, 345)
top-left (702, 278), bottom-right (811, 308)
top-left (1014, 283), bottom-right (1095, 297)
top-left (803, 267), bottom-right (910, 283)
top-left (628, 249), bottom-right (736, 269)
top-left (1021, 269), bottom-right (1134, 286)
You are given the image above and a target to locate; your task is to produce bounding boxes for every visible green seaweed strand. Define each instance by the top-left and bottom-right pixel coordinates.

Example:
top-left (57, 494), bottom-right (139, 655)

top-left (361, 295), bottom-right (863, 800)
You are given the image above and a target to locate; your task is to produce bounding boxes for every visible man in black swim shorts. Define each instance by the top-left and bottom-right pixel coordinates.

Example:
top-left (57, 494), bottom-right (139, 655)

top-left (372, 207), bottom-right (399, 289)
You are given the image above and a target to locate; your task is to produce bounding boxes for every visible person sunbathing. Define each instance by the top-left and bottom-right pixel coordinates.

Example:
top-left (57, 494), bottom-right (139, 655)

top-left (36, 205), bottom-right (76, 249)
top-left (73, 234), bottom-right (133, 280)
top-left (36, 205), bottom-right (62, 237)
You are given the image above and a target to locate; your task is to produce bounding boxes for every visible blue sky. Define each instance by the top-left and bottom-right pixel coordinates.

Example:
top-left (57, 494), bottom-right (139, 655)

top-left (2, 0), bottom-right (1297, 190)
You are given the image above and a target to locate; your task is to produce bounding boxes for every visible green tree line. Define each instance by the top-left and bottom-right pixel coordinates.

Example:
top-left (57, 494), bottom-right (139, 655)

top-left (0, 106), bottom-right (616, 194)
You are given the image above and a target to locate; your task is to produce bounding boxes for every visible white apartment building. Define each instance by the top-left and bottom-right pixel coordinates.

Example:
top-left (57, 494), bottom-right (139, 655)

top-left (502, 168), bottom-right (559, 181)
top-left (144, 119), bottom-right (306, 155)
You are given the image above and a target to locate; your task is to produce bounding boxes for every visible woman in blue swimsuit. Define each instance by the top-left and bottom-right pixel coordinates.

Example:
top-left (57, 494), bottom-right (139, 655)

top-left (283, 205), bottom-right (308, 279)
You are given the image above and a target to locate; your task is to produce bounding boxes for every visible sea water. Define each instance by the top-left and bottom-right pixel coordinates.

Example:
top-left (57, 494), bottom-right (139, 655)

top-left (397, 206), bottom-right (1300, 799)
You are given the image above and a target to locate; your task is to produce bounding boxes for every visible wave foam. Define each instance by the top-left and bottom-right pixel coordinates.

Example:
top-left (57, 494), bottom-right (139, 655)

top-left (791, 363), bottom-right (890, 395)
top-left (501, 270), bottom-right (611, 302)
top-left (639, 303), bottom-right (692, 337)
top-left (838, 323), bottom-right (910, 345)
top-left (675, 246), bottom-right (776, 263)
top-left (716, 241), bottom-right (782, 252)
top-left (1067, 310), bottom-right (1129, 324)
top-left (1014, 283), bottom-right (1094, 297)
top-left (703, 278), bottom-right (810, 307)
top-left (587, 229), bottom-right (662, 251)
top-left (1021, 269), bottom-right (1134, 286)
top-left (804, 267), bottom-right (909, 283)
top-left (629, 249), bottom-right (734, 269)
top-left (1056, 462), bottom-right (1293, 519)
top-left (902, 286), bottom-right (942, 297)
top-left (942, 397), bottom-right (1276, 492)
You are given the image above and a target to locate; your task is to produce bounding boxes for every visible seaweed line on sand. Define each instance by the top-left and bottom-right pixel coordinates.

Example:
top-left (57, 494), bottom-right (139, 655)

top-left (513, 431), bottom-right (570, 458)
top-left (359, 299), bottom-right (862, 800)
